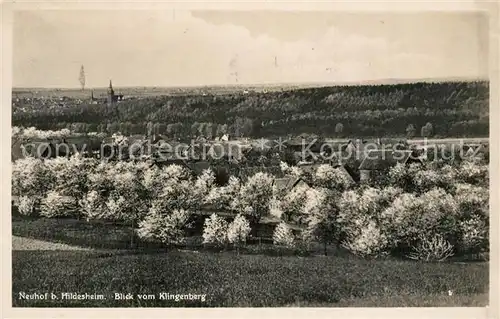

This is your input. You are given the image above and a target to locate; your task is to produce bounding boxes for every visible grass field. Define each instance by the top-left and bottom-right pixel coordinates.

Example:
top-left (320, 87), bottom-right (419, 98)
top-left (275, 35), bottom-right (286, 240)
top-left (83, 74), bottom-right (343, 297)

top-left (11, 217), bottom-right (489, 307)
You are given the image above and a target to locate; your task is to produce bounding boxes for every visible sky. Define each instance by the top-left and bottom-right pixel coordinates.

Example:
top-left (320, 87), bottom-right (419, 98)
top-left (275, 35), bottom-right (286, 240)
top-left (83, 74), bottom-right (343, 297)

top-left (13, 10), bottom-right (489, 88)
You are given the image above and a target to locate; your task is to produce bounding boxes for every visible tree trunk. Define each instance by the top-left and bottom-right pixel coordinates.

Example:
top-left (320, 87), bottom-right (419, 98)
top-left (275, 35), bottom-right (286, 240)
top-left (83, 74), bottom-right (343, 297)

top-left (130, 220), bottom-right (136, 249)
top-left (324, 241), bottom-right (327, 256)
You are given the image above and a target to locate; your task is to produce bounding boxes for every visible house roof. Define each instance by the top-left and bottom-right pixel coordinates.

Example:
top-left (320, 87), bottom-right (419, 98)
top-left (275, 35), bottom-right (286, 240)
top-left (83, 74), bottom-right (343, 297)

top-left (297, 163), bottom-right (322, 175)
top-left (358, 150), bottom-right (417, 170)
top-left (331, 164), bottom-right (357, 184)
top-left (272, 176), bottom-right (308, 193)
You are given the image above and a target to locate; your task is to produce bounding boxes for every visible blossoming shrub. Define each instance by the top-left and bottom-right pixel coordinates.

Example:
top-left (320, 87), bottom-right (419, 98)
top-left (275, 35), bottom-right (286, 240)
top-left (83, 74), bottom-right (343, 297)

top-left (273, 222), bottom-right (295, 248)
top-left (453, 183), bottom-right (489, 218)
top-left (202, 214), bottom-right (229, 248)
top-left (407, 234), bottom-right (455, 262)
top-left (40, 190), bottom-right (78, 218)
top-left (387, 163), bottom-right (421, 192)
top-left (137, 209), bottom-right (190, 245)
top-left (342, 219), bottom-right (389, 258)
top-left (16, 196), bottom-right (38, 216)
top-left (458, 216), bottom-right (489, 256)
top-left (79, 190), bottom-right (107, 221)
top-left (457, 161), bottom-right (488, 186)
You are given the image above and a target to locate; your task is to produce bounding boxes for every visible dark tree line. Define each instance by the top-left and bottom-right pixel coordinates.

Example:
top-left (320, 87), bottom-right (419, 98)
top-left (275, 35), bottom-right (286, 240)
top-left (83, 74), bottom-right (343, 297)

top-left (12, 81), bottom-right (489, 138)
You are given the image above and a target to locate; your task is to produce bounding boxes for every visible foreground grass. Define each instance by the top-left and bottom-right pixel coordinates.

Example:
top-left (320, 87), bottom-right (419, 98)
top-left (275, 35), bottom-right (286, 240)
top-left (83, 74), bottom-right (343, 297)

top-left (13, 249), bottom-right (488, 307)
top-left (12, 216), bottom-right (489, 307)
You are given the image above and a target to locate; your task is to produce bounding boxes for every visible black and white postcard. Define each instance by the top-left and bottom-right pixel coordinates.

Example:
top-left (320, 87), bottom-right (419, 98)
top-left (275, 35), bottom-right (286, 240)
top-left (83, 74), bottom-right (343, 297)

top-left (2, 1), bottom-right (498, 318)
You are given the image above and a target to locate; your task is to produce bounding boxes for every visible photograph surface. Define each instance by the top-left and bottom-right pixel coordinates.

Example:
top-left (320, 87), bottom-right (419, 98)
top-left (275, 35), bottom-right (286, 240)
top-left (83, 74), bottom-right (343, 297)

top-left (10, 9), bottom-right (490, 308)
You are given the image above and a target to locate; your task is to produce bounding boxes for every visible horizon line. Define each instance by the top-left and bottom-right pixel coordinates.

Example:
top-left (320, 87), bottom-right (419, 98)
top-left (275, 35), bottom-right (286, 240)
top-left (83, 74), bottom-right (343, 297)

top-left (12, 76), bottom-right (489, 91)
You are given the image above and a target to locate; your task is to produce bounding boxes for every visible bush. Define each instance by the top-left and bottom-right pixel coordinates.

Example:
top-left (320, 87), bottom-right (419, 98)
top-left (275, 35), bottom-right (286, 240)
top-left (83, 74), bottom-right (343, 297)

top-left (453, 183), bottom-right (489, 219)
top-left (342, 219), bottom-right (389, 258)
top-left (272, 222), bottom-right (295, 248)
top-left (137, 209), bottom-right (190, 245)
top-left (79, 190), bottom-right (107, 221)
top-left (16, 196), bottom-right (38, 216)
top-left (40, 191), bottom-right (78, 218)
top-left (202, 214), bottom-right (229, 248)
top-left (457, 161), bottom-right (488, 186)
top-left (458, 216), bottom-right (488, 255)
top-left (407, 234), bottom-right (455, 262)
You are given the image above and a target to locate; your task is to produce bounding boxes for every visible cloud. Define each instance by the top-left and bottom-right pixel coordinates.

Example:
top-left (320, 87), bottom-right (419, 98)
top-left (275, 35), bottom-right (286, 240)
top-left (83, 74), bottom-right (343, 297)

top-left (13, 10), bottom-right (486, 87)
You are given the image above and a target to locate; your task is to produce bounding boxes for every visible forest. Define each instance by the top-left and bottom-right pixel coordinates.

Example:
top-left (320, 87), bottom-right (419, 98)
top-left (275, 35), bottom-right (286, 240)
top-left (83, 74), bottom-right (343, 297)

top-left (12, 81), bottom-right (489, 139)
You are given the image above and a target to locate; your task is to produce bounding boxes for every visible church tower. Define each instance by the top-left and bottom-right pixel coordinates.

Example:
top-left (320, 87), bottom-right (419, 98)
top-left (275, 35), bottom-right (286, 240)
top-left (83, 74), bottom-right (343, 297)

top-left (107, 80), bottom-right (115, 106)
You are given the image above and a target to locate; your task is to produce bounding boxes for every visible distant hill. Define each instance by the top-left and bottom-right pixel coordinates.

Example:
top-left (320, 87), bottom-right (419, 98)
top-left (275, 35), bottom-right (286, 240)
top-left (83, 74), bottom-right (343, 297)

top-left (12, 80), bottom-right (489, 139)
top-left (12, 76), bottom-right (487, 95)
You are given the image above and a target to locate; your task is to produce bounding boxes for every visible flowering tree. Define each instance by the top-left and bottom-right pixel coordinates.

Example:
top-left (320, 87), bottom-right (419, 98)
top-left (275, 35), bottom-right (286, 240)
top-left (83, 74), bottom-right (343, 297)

top-left (79, 190), bottom-right (107, 221)
top-left (381, 188), bottom-right (459, 251)
top-left (16, 196), bottom-right (37, 216)
top-left (40, 190), bottom-right (78, 218)
top-left (273, 222), bottom-right (295, 248)
top-left (279, 183), bottom-right (309, 224)
top-left (314, 164), bottom-right (354, 191)
top-left (457, 161), bottom-right (488, 186)
top-left (205, 176), bottom-right (241, 211)
top-left (12, 157), bottom-right (54, 198)
top-left (193, 169), bottom-right (216, 208)
top-left (202, 214), bottom-right (229, 248)
top-left (232, 172), bottom-right (274, 224)
top-left (44, 155), bottom-right (96, 199)
top-left (137, 209), bottom-right (190, 246)
top-left (302, 188), bottom-right (337, 255)
top-left (227, 214), bottom-right (251, 253)
top-left (387, 163), bottom-right (421, 193)
top-left (342, 219), bottom-right (389, 258)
